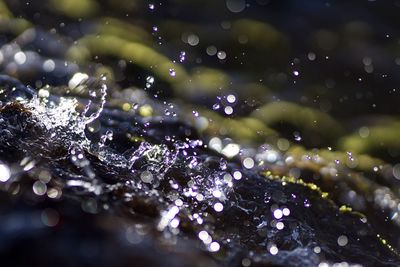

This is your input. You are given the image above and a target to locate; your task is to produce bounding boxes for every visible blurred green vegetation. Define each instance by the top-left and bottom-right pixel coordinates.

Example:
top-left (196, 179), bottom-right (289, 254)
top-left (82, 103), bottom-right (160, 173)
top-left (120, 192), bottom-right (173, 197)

top-left (1, 0), bottom-right (400, 252)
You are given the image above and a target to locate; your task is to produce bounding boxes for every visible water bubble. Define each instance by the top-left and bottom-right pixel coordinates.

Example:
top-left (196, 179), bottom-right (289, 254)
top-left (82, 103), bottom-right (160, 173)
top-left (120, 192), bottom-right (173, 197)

top-left (152, 26), bottom-right (158, 32)
top-left (149, 3), bottom-right (155, 10)
top-left (293, 71), bottom-right (300, 76)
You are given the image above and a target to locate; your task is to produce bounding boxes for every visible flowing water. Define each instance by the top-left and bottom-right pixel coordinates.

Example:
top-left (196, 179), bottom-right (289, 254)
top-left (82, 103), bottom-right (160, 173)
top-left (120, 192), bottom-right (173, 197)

top-left (0, 1), bottom-right (399, 267)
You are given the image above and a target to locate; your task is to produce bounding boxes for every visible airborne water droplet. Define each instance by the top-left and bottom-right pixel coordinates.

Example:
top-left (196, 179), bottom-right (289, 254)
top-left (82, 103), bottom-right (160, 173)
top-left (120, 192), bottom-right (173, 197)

top-left (169, 69), bottom-right (176, 77)
top-left (146, 76), bottom-right (155, 88)
top-left (212, 103), bottom-right (220, 110)
top-left (179, 51), bottom-right (186, 63)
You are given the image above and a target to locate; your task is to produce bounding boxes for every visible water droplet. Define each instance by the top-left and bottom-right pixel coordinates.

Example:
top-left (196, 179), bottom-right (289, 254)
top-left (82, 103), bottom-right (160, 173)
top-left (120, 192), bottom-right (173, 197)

top-left (243, 158), bottom-right (254, 169)
top-left (337, 235), bottom-right (348, 246)
top-left (273, 209), bottom-right (283, 219)
top-left (214, 202), bottom-right (224, 212)
top-left (209, 241), bottom-right (220, 252)
top-left (198, 230), bottom-right (209, 241)
top-left (187, 33), bottom-right (200, 46)
top-left (179, 51), bottom-right (186, 63)
top-left (227, 94), bottom-right (236, 103)
top-left (276, 222), bottom-right (284, 230)
top-left (146, 76), bottom-right (155, 88)
top-left (14, 51), bottom-right (26, 65)
top-left (169, 68), bottom-right (176, 77)
top-left (0, 163), bottom-right (11, 182)
top-left (33, 181), bottom-right (47, 196)
top-left (282, 208), bottom-right (290, 216)
top-left (269, 245), bottom-right (278, 255)
top-left (226, 0), bottom-right (246, 13)
top-left (217, 51), bottom-right (227, 60)
top-left (68, 72), bottom-right (89, 89)
top-left (41, 208), bottom-right (59, 227)
top-left (206, 46), bottom-right (217, 56)
top-left (293, 132), bottom-right (302, 142)
top-left (233, 171), bottom-right (242, 180)
top-left (140, 170), bottom-right (153, 183)
top-left (224, 106), bottom-right (233, 115)
top-left (314, 246), bottom-right (321, 254)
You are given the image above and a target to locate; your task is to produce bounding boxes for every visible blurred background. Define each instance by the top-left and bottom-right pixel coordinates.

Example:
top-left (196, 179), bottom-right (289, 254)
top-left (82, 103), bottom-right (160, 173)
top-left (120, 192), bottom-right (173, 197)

top-left (0, 0), bottom-right (400, 252)
top-left (1, 0), bottom-right (400, 157)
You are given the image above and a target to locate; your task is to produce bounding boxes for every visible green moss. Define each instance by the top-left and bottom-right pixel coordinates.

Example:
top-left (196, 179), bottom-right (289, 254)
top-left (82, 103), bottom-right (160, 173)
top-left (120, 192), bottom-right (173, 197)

top-left (68, 35), bottom-right (188, 85)
top-left (49, 0), bottom-right (99, 18)
top-left (195, 108), bottom-right (277, 145)
top-left (231, 19), bottom-right (286, 50)
top-left (176, 67), bottom-right (230, 97)
top-left (0, 0), bottom-right (12, 18)
top-left (251, 101), bottom-right (344, 144)
top-left (96, 17), bottom-right (153, 44)
top-left (338, 122), bottom-right (400, 157)
top-left (0, 18), bottom-right (31, 35)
